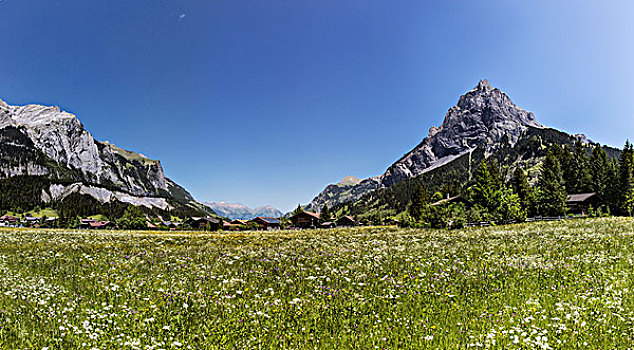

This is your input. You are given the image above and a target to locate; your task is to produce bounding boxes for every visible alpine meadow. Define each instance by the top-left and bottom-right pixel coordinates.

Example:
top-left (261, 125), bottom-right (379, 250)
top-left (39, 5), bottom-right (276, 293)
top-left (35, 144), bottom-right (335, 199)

top-left (1, 219), bottom-right (634, 349)
top-left (3, 1), bottom-right (634, 349)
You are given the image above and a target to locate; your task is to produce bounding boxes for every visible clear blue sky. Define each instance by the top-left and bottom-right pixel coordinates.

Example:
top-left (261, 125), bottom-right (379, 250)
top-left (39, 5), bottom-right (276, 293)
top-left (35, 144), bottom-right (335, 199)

top-left (1, 1), bottom-right (633, 212)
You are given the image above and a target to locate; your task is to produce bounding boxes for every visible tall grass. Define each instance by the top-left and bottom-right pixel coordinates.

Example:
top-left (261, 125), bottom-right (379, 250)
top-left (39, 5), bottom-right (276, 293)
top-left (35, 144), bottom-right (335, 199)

top-left (0, 218), bottom-right (633, 349)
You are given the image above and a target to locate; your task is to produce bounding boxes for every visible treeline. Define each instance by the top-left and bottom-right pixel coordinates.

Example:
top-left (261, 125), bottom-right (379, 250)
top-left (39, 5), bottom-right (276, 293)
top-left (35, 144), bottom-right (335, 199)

top-left (0, 176), bottom-right (210, 226)
top-left (406, 139), bottom-right (631, 228)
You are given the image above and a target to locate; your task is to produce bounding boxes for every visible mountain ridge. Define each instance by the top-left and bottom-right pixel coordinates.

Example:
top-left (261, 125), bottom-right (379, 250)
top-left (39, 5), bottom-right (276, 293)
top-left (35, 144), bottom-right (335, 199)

top-left (204, 201), bottom-right (283, 220)
top-left (306, 80), bottom-right (555, 211)
top-left (0, 96), bottom-right (212, 216)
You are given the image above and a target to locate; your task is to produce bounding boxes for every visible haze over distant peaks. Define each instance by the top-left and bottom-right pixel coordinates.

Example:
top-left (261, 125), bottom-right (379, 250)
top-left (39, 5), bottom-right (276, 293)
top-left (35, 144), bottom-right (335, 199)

top-left (204, 201), bottom-right (283, 220)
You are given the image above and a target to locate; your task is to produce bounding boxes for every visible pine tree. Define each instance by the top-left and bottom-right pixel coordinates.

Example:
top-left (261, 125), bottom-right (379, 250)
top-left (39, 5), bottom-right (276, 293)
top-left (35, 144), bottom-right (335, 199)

top-left (293, 204), bottom-right (304, 216)
top-left (472, 160), bottom-right (494, 210)
top-left (320, 204), bottom-right (332, 223)
top-left (618, 141), bottom-right (634, 216)
top-left (538, 146), bottom-right (568, 216)
top-left (590, 145), bottom-right (609, 197)
top-left (510, 168), bottom-right (531, 209)
top-left (560, 145), bottom-right (575, 192)
top-left (488, 158), bottom-right (503, 190)
top-left (408, 185), bottom-right (428, 222)
top-left (571, 138), bottom-right (592, 193)
top-left (605, 158), bottom-right (620, 212)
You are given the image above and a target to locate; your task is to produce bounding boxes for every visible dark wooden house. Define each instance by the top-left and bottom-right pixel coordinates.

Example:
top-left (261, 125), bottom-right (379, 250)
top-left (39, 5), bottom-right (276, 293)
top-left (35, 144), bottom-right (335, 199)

top-left (566, 193), bottom-right (603, 215)
top-left (335, 216), bottom-right (357, 227)
top-left (290, 211), bottom-right (320, 228)
top-left (0, 215), bottom-right (19, 226)
top-left (184, 217), bottom-right (221, 230)
top-left (249, 217), bottom-right (281, 230)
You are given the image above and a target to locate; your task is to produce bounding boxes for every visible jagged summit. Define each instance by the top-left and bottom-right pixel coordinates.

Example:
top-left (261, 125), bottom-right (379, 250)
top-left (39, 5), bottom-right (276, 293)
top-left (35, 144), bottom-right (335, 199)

top-left (475, 79), bottom-right (493, 91)
top-left (338, 175), bottom-right (361, 186)
top-left (307, 80), bottom-right (545, 211)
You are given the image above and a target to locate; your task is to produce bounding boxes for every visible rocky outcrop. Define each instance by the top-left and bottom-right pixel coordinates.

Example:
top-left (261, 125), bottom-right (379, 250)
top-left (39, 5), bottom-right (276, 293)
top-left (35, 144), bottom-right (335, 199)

top-left (308, 80), bottom-right (544, 210)
top-left (0, 97), bottom-right (204, 212)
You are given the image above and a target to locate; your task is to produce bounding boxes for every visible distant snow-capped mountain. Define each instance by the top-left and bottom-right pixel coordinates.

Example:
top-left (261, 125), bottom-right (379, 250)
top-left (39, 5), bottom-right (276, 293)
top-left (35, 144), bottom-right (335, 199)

top-left (203, 201), bottom-right (283, 220)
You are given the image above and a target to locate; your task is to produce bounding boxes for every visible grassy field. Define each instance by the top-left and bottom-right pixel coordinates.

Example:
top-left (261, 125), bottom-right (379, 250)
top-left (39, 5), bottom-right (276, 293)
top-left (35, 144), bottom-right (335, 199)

top-left (1, 218), bottom-right (634, 349)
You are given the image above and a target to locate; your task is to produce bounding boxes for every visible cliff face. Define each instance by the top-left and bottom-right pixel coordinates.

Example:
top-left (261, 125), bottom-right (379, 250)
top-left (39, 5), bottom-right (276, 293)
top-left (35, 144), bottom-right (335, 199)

top-left (0, 97), bottom-right (204, 212)
top-left (308, 80), bottom-right (544, 211)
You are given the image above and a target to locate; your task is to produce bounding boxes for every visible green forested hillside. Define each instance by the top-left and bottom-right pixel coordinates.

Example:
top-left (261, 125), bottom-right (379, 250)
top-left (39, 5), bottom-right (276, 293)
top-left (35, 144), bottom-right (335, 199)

top-left (332, 127), bottom-right (620, 221)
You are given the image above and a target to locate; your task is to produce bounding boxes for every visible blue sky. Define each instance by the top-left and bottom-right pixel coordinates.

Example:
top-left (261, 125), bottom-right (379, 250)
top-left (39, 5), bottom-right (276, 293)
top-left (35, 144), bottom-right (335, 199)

top-left (1, 1), bottom-right (633, 212)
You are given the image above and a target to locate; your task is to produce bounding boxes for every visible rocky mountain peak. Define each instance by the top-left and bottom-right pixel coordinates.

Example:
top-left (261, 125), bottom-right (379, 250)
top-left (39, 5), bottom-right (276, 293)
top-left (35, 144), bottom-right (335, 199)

top-left (338, 175), bottom-right (361, 186)
top-left (475, 79), bottom-right (493, 91)
top-left (307, 80), bottom-right (546, 210)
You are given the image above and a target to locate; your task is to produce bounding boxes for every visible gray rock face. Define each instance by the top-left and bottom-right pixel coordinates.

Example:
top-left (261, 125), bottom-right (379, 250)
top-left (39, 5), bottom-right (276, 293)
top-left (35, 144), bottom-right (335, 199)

top-left (0, 97), bottom-right (199, 211)
top-left (308, 80), bottom-right (543, 210)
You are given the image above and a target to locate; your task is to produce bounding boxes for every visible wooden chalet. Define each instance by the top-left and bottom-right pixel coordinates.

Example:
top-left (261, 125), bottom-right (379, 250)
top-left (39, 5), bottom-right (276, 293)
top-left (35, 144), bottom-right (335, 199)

top-left (430, 195), bottom-right (472, 207)
top-left (0, 215), bottom-right (19, 226)
top-left (184, 217), bottom-right (221, 231)
top-left (80, 219), bottom-right (98, 229)
top-left (223, 221), bottom-right (240, 231)
top-left (566, 193), bottom-right (603, 215)
top-left (23, 216), bottom-right (41, 227)
top-left (89, 221), bottom-right (116, 230)
top-left (146, 221), bottom-right (158, 230)
top-left (249, 217), bottom-right (281, 230)
top-left (290, 211), bottom-right (320, 228)
top-left (335, 216), bottom-right (357, 227)
top-left (231, 219), bottom-right (248, 226)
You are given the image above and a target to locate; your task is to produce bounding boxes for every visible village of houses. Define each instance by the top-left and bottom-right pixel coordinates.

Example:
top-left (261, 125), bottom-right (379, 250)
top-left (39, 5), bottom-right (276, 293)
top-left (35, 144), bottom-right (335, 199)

top-left (0, 210), bottom-right (360, 231)
top-left (0, 191), bottom-right (602, 231)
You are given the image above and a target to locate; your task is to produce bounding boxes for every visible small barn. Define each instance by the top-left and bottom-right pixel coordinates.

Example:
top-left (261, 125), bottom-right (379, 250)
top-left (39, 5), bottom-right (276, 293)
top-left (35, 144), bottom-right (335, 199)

top-left (80, 219), bottom-right (98, 229)
top-left (290, 211), bottom-right (320, 228)
top-left (89, 221), bottom-right (117, 230)
top-left (0, 215), bottom-right (19, 226)
top-left (184, 217), bottom-right (221, 231)
top-left (566, 193), bottom-right (603, 215)
top-left (335, 216), bottom-right (357, 227)
top-left (249, 217), bottom-right (281, 230)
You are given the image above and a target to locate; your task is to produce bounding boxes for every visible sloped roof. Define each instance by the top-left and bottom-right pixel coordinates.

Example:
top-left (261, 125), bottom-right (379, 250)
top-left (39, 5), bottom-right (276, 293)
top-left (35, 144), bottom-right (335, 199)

top-left (567, 192), bottom-right (600, 203)
top-left (293, 211), bottom-right (320, 219)
top-left (336, 216), bottom-right (356, 223)
top-left (260, 217), bottom-right (280, 224)
top-left (187, 217), bottom-right (220, 224)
